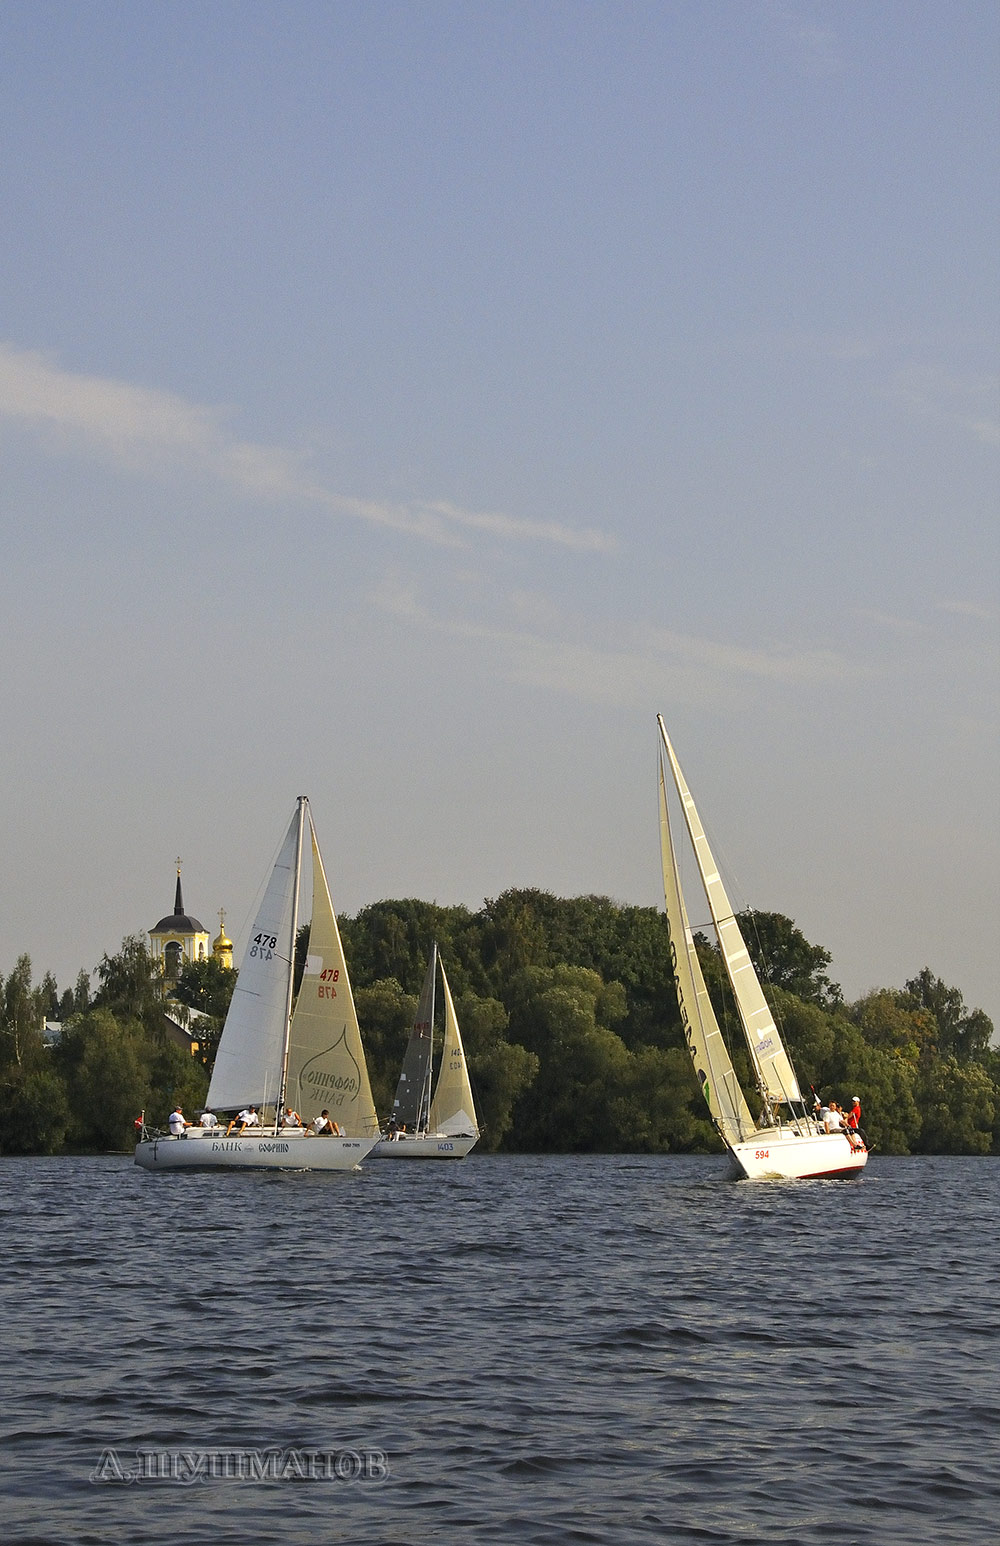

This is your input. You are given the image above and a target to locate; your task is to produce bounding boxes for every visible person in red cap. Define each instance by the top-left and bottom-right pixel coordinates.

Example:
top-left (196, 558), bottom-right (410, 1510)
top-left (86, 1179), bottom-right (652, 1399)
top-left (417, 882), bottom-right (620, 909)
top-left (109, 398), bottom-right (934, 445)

top-left (845, 1096), bottom-right (868, 1147)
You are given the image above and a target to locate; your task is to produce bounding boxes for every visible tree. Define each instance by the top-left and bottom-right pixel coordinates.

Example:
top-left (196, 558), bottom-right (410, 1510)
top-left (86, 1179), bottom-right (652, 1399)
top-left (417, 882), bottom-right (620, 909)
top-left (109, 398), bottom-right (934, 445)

top-left (56, 1009), bottom-right (152, 1150)
top-left (1, 1066), bottom-right (69, 1154)
top-left (850, 989), bottom-right (936, 1063)
top-left (173, 957), bottom-right (236, 1070)
top-left (93, 935), bottom-right (162, 1027)
top-left (902, 970), bottom-right (994, 1062)
top-left (913, 1057), bottom-right (996, 1155)
top-left (0, 956), bottom-right (70, 1153)
top-left (505, 964), bottom-right (681, 1152)
top-left (455, 991), bottom-right (537, 1151)
top-left (354, 978), bottom-right (417, 1119)
top-left (735, 911), bottom-right (841, 1006)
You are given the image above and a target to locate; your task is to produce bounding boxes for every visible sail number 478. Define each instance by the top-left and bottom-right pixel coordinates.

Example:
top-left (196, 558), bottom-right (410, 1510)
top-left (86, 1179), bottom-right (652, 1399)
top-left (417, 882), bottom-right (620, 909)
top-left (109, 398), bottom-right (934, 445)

top-left (250, 934), bottom-right (278, 958)
top-left (318, 967), bottom-right (339, 999)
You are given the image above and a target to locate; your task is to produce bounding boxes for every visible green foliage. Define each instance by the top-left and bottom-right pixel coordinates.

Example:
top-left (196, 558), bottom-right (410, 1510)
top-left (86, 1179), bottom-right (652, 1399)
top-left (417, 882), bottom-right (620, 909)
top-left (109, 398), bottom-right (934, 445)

top-left (457, 990), bottom-right (538, 1151)
top-left (0, 956), bottom-right (70, 1153)
top-left (93, 934), bottom-right (163, 1029)
top-left (172, 956), bottom-right (237, 1068)
top-left (174, 957), bottom-right (237, 1019)
top-left (913, 1057), bottom-right (996, 1154)
top-left (902, 969), bottom-right (993, 1061)
top-left (353, 977), bottom-right (417, 1118)
top-left (736, 911), bottom-right (842, 1006)
top-left (2, 893), bottom-right (997, 1156)
top-left (54, 1007), bottom-right (208, 1149)
top-left (1, 1066), bottom-right (70, 1154)
top-left (55, 1010), bottom-right (151, 1149)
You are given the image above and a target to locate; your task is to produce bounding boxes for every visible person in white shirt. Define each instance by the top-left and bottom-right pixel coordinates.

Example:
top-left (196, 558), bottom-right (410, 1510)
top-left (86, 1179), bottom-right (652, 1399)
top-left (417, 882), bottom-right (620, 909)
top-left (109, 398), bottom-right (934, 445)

top-left (824, 1102), bottom-right (846, 1133)
top-left (227, 1106), bottom-right (260, 1135)
top-left (199, 1111), bottom-right (218, 1130)
top-left (310, 1109), bottom-right (343, 1136)
top-left (280, 1107), bottom-right (303, 1128)
top-left (168, 1106), bottom-right (189, 1137)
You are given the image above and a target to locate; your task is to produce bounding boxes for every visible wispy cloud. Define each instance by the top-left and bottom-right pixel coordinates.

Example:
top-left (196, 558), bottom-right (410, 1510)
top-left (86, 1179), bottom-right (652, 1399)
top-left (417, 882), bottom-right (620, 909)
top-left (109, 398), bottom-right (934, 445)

top-left (374, 576), bottom-right (853, 709)
top-left (0, 343), bottom-right (614, 552)
top-left (893, 364), bottom-right (1000, 447)
top-left (859, 602), bottom-right (997, 637)
top-left (935, 600), bottom-right (997, 624)
top-left (857, 607), bottom-right (930, 637)
top-left (767, 2), bottom-right (846, 76)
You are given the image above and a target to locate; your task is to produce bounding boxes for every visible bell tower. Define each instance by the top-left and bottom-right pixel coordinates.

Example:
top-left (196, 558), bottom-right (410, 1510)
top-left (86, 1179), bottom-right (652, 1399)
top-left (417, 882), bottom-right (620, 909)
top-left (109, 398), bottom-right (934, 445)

top-left (148, 860), bottom-right (212, 986)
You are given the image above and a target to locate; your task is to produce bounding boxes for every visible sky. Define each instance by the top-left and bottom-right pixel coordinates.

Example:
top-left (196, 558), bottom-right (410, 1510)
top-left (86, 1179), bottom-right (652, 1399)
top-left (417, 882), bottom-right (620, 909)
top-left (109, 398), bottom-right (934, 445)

top-left (1, 0), bottom-right (997, 1029)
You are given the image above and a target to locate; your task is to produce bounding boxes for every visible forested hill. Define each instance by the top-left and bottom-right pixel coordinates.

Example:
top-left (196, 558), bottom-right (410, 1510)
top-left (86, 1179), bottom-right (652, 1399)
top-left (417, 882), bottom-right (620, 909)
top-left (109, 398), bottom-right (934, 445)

top-left (2, 889), bottom-right (997, 1156)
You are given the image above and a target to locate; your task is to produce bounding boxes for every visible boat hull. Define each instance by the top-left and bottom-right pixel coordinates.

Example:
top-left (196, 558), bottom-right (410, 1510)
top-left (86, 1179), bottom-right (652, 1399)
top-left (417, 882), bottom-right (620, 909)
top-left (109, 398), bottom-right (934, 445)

top-left (372, 1132), bottom-right (479, 1159)
top-left (134, 1128), bottom-right (378, 1172)
top-left (728, 1128), bottom-right (867, 1181)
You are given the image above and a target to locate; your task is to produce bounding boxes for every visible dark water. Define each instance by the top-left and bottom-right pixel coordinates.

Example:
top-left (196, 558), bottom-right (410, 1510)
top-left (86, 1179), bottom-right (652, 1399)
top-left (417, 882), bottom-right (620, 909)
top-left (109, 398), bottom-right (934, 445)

top-left (1, 1153), bottom-right (998, 1546)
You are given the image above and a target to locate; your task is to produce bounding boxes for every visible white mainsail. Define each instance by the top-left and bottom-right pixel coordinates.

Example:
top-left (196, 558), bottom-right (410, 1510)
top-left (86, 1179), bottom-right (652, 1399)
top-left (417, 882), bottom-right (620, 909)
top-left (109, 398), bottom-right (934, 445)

top-left (657, 718), bottom-right (802, 1106)
top-left (659, 759), bottom-right (755, 1145)
top-left (283, 820), bottom-right (379, 1139)
top-left (206, 809), bottom-right (301, 1113)
top-left (426, 957), bottom-right (479, 1138)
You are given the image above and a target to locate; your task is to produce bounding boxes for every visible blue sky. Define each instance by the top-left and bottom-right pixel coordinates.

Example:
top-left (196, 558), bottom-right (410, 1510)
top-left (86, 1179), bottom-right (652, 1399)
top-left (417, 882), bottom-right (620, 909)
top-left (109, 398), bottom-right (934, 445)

top-left (1, 1), bottom-right (997, 1027)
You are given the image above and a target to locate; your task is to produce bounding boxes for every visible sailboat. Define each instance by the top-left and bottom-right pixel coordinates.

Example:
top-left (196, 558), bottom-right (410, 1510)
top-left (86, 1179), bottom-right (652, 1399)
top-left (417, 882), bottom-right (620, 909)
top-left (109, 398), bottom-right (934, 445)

top-left (374, 942), bottom-right (480, 1158)
top-left (135, 798), bottom-right (381, 1172)
top-left (657, 717), bottom-right (867, 1180)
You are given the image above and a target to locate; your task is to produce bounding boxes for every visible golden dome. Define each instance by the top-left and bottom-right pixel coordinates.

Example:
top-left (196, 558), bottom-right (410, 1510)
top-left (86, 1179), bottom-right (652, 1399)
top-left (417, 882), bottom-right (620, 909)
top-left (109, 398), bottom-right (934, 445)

top-left (213, 908), bottom-right (233, 964)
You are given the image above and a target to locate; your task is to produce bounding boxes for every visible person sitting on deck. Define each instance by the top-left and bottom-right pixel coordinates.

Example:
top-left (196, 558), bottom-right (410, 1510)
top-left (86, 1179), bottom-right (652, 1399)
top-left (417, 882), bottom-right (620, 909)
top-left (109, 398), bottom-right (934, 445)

top-left (227, 1105), bottom-right (260, 1135)
top-left (280, 1107), bottom-right (303, 1128)
top-left (199, 1110), bottom-right (219, 1130)
top-left (824, 1101), bottom-right (846, 1133)
top-left (309, 1109), bottom-right (343, 1136)
top-left (168, 1106), bottom-right (191, 1137)
top-left (826, 1101), bottom-right (865, 1151)
top-left (845, 1096), bottom-right (869, 1147)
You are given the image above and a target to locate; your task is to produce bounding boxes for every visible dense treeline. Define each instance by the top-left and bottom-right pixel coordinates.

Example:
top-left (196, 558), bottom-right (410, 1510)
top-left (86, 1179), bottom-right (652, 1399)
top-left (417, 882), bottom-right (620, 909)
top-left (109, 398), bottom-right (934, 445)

top-left (1, 890), bottom-right (997, 1156)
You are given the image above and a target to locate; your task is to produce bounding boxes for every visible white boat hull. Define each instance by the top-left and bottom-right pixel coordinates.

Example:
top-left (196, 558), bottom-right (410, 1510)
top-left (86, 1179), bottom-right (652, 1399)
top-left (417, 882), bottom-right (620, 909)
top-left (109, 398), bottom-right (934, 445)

top-left (134, 1128), bottom-right (378, 1172)
top-left (729, 1127), bottom-right (868, 1181)
top-left (372, 1132), bottom-right (479, 1159)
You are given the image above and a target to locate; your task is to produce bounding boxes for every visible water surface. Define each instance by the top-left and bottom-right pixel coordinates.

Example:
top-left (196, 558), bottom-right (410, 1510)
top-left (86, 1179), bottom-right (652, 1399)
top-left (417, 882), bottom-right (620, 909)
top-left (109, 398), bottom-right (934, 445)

top-left (1, 1153), bottom-right (997, 1545)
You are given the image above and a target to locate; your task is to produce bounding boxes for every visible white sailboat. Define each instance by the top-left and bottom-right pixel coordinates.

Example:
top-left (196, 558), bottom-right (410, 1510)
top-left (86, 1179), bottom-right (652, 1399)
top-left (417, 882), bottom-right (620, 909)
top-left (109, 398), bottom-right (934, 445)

top-left (657, 717), bottom-right (867, 1180)
top-left (374, 942), bottom-right (480, 1158)
top-left (135, 798), bottom-right (381, 1172)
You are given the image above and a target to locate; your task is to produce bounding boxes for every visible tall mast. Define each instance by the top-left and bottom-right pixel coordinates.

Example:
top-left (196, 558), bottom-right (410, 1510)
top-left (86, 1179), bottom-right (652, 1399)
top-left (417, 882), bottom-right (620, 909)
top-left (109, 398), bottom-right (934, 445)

top-left (275, 795), bottom-right (308, 1127)
top-left (418, 939), bottom-right (438, 1132)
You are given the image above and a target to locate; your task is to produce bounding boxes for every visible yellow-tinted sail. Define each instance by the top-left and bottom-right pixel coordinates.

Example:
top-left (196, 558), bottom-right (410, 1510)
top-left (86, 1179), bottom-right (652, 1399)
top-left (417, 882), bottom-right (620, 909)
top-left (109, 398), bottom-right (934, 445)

top-left (427, 957), bottom-right (479, 1138)
top-left (658, 718), bottom-right (802, 1106)
top-left (284, 821), bottom-right (379, 1138)
top-left (659, 757), bottom-right (755, 1144)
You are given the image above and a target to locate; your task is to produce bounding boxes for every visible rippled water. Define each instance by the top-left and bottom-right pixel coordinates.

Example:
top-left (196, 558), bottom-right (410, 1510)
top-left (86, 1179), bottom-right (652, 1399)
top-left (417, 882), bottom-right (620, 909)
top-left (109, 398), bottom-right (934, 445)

top-left (1, 1153), bottom-right (998, 1545)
